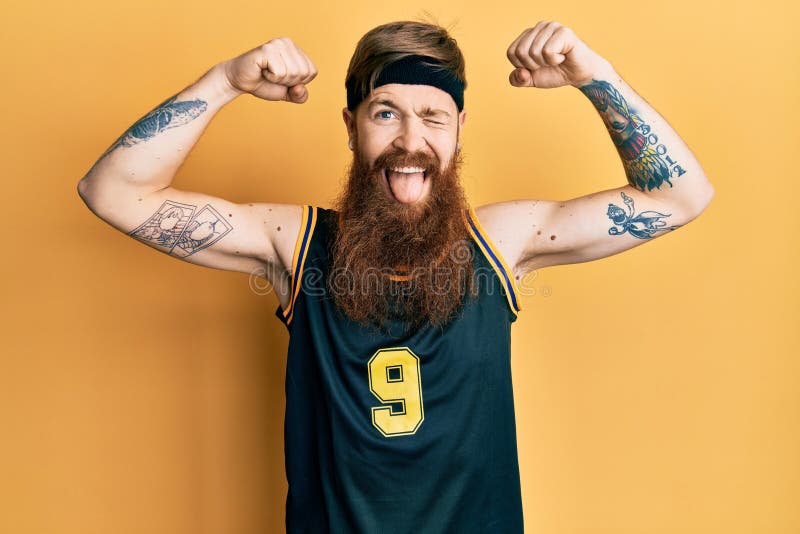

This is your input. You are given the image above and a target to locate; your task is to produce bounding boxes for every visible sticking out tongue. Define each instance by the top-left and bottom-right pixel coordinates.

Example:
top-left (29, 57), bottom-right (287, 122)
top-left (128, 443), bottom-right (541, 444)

top-left (387, 169), bottom-right (425, 203)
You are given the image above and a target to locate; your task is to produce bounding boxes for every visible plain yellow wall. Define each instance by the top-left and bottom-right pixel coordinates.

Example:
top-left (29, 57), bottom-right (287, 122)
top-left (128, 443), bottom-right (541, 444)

top-left (1, 0), bottom-right (797, 533)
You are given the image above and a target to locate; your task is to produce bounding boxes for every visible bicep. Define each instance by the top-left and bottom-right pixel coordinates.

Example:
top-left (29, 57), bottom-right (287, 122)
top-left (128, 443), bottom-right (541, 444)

top-left (521, 185), bottom-right (689, 270)
top-left (83, 180), bottom-right (301, 278)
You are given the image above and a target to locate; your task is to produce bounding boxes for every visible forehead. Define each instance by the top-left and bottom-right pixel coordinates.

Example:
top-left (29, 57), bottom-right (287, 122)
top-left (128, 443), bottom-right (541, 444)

top-left (361, 84), bottom-right (457, 117)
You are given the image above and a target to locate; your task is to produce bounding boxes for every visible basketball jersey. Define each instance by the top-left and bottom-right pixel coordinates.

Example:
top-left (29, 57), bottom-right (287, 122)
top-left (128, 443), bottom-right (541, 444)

top-left (275, 205), bottom-right (525, 533)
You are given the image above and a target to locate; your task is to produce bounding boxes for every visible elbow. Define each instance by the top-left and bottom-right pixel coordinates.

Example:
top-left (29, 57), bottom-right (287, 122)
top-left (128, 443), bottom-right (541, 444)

top-left (77, 177), bottom-right (94, 209)
top-left (77, 176), bottom-right (104, 218)
top-left (77, 177), bottom-right (88, 202)
top-left (698, 180), bottom-right (715, 213)
top-left (685, 179), bottom-right (715, 221)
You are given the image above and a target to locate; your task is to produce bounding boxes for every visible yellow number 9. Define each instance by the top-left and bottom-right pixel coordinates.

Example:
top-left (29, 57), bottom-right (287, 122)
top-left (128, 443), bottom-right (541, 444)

top-left (367, 347), bottom-right (425, 437)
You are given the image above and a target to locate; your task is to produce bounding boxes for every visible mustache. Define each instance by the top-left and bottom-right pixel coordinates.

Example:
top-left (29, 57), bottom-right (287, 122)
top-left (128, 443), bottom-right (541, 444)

top-left (371, 148), bottom-right (439, 175)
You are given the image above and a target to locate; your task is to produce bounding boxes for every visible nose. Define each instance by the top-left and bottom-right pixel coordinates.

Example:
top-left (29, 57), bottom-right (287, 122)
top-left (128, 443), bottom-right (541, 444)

top-left (392, 117), bottom-right (429, 154)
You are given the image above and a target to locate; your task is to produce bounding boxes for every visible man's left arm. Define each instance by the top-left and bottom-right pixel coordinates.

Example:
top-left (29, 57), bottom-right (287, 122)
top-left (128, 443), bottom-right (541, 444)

top-left (479, 21), bottom-right (714, 277)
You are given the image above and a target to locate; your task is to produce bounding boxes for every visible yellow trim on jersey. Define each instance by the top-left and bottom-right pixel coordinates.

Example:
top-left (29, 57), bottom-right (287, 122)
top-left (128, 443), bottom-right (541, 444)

top-left (466, 207), bottom-right (523, 315)
top-left (282, 205), bottom-right (317, 325)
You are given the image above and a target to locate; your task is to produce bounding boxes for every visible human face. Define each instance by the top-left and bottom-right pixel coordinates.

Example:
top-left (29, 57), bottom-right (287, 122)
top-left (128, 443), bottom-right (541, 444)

top-left (342, 83), bottom-right (466, 205)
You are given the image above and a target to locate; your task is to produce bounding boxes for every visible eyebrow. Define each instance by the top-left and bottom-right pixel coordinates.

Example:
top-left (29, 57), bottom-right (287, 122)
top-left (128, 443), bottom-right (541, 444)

top-left (368, 98), bottom-right (451, 119)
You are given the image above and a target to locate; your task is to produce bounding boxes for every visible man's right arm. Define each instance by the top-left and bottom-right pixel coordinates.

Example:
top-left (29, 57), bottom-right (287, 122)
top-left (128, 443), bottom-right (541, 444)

top-left (77, 39), bottom-right (317, 305)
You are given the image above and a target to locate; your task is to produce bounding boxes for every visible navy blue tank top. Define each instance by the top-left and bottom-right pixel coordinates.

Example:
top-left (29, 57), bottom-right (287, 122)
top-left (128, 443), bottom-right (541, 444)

top-left (276, 206), bottom-right (524, 533)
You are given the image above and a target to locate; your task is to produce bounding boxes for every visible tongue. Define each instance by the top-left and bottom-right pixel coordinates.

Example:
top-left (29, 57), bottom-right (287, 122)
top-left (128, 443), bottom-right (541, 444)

top-left (387, 170), bottom-right (425, 203)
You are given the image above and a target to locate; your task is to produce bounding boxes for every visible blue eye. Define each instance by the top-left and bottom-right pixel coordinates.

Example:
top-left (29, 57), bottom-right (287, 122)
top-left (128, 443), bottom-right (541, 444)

top-left (376, 110), bottom-right (395, 120)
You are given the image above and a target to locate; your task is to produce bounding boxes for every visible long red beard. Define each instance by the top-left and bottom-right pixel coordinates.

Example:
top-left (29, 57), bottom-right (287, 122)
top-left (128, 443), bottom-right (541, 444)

top-left (329, 143), bottom-right (476, 332)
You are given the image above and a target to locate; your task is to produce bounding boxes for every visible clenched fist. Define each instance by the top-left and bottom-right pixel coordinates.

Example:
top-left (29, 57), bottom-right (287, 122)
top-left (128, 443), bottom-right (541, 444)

top-left (506, 21), bottom-right (611, 89)
top-left (223, 37), bottom-right (318, 103)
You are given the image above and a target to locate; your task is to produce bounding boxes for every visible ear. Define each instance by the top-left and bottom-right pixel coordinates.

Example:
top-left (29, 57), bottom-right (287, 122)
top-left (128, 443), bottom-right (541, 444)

top-left (342, 107), bottom-right (356, 138)
top-left (456, 109), bottom-right (467, 146)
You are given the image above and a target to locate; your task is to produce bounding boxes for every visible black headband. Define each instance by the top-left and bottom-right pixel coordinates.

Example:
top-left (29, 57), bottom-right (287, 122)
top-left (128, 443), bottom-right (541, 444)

top-left (346, 54), bottom-right (465, 112)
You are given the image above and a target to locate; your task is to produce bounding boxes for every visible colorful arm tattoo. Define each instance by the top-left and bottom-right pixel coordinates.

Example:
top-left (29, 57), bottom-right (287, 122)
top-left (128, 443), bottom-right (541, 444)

top-left (580, 80), bottom-right (686, 192)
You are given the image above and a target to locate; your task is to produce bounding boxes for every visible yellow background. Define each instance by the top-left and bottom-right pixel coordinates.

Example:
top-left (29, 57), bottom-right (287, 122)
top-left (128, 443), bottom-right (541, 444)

top-left (1, 0), bottom-right (797, 532)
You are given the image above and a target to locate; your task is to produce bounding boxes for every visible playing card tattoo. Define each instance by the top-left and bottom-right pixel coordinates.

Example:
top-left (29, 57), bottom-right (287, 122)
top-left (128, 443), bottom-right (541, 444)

top-left (129, 200), bottom-right (233, 257)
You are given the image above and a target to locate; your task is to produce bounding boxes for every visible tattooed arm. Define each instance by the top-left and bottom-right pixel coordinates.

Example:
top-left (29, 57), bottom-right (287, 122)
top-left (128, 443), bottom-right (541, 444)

top-left (78, 38), bottom-right (317, 307)
top-left (476, 21), bottom-right (714, 278)
top-left (575, 66), bottom-right (712, 205)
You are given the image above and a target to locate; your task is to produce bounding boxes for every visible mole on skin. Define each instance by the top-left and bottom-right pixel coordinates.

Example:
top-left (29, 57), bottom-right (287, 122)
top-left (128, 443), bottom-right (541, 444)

top-left (550, 235), bottom-right (557, 240)
top-left (277, 226), bottom-right (281, 231)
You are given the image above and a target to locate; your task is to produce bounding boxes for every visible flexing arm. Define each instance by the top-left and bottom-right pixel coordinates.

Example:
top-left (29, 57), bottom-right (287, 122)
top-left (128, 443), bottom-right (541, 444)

top-left (478, 21), bottom-right (714, 276)
top-left (77, 38), bottom-right (317, 304)
top-left (78, 65), bottom-right (235, 199)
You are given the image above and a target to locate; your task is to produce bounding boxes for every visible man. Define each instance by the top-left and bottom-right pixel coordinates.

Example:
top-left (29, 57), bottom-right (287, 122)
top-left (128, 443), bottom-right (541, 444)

top-left (78, 19), bottom-right (713, 533)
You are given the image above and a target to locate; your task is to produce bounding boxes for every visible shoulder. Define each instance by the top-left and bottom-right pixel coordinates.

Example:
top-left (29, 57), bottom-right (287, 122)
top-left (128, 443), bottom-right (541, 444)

top-left (272, 205), bottom-right (339, 268)
top-left (262, 204), bottom-right (305, 274)
top-left (472, 200), bottom-right (540, 276)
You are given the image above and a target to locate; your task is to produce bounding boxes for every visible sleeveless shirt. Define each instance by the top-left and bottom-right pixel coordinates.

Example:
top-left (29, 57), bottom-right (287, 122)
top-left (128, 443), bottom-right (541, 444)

top-left (275, 206), bottom-right (524, 533)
